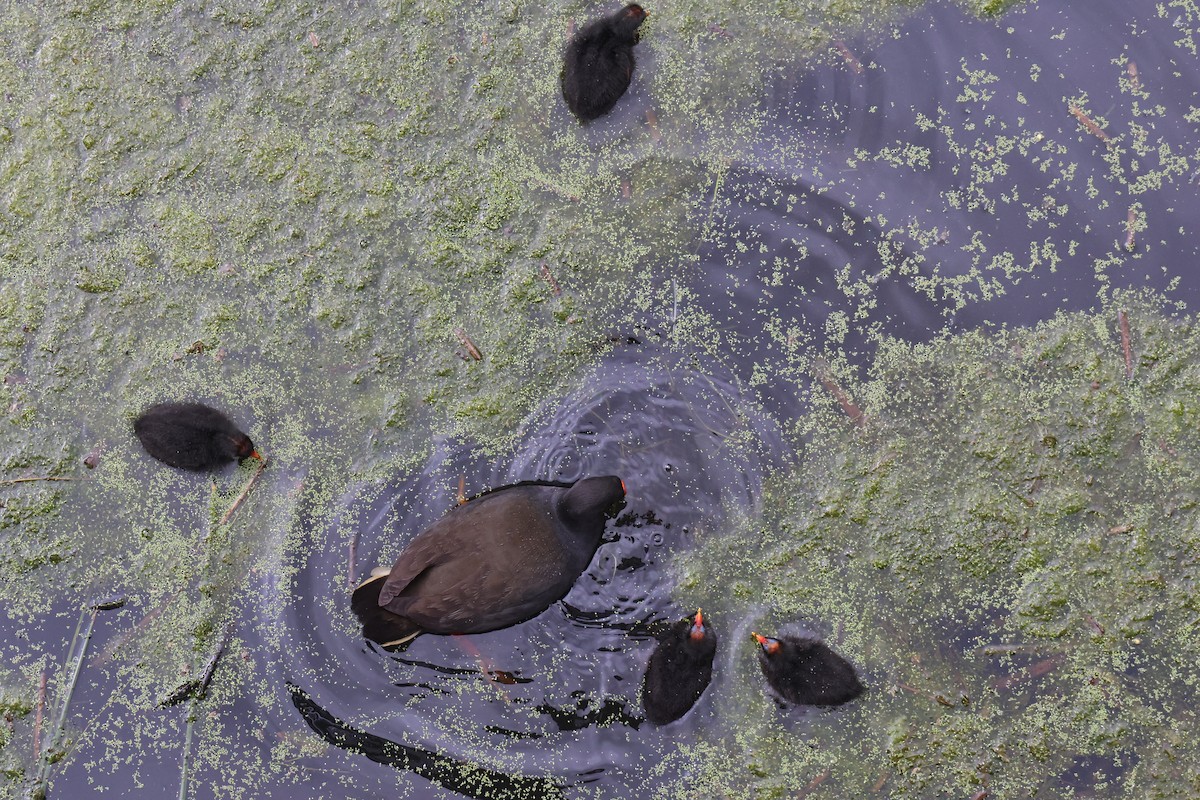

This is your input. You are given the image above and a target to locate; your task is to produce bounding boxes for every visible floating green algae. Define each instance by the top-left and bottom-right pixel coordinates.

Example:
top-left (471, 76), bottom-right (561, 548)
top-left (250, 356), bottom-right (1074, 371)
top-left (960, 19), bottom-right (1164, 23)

top-left (11, 0), bottom-right (1200, 796)
top-left (666, 294), bottom-right (1200, 798)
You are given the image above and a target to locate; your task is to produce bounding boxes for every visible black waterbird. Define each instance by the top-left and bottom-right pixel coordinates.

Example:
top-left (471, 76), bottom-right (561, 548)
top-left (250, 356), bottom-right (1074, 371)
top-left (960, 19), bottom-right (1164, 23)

top-left (641, 608), bottom-right (717, 724)
top-left (352, 477), bottom-right (626, 648)
top-left (752, 631), bottom-right (863, 706)
top-left (133, 402), bottom-right (260, 471)
top-left (562, 4), bottom-right (648, 121)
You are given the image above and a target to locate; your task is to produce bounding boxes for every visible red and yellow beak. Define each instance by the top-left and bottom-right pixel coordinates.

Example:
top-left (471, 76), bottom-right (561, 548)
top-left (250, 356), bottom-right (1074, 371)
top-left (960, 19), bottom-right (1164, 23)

top-left (689, 608), bottom-right (706, 641)
top-left (752, 632), bottom-right (780, 655)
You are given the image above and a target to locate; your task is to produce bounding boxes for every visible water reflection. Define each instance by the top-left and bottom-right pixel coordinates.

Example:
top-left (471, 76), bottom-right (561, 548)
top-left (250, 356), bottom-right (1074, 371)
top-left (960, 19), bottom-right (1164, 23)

top-left (289, 684), bottom-right (566, 800)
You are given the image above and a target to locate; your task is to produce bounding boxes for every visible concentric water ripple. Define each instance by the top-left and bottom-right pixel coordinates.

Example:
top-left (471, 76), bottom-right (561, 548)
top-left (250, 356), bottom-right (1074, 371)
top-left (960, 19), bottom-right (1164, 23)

top-left (270, 343), bottom-right (790, 797)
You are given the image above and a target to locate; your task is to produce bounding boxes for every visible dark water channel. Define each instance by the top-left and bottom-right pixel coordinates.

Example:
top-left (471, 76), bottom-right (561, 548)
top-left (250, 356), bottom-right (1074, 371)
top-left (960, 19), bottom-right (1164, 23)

top-left (24, 0), bottom-right (1200, 797)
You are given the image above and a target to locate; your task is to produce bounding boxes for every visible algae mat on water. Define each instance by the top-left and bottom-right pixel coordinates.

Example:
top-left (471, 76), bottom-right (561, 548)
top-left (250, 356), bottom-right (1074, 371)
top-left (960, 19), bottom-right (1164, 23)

top-left (7, 0), bottom-right (1189, 797)
top-left (669, 297), bottom-right (1200, 798)
top-left (14, 298), bottom-right (1200, 799)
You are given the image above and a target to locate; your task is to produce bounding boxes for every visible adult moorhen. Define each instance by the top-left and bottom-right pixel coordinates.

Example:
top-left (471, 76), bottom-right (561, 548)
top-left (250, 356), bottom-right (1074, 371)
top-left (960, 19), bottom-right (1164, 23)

top-left (352, 476), bottom-right (626, 648)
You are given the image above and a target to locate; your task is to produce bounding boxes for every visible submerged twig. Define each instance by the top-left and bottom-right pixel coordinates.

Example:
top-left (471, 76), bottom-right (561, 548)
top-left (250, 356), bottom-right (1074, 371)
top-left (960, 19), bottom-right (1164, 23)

top-left (645, 109), bottom-right (662, 143)
top-left (669, 278), bottom-right (680, 335)
top-left (795, 768), bottom-right (831, 798)
top-left (32, 670), bottom-right (46, 763)
top-left (96, 589), bottom-right (183, 666)
top-left (896, 681), bottom-right (947, 705)
top-left (1069, 105), bottom-right (1110, 144)
top-left (160, 623), bottom-right (234, 707)
top-left (178, 698), bottom-right (198, 800)
top-left (539, 262), bottom-right (562, 297)
top-left (217, 456), bottom-right (268, 527)
top-left (834, 40), bottom-right (864, 74)
top-left (993, 653), bottom-right (1063, 692)
top-left (980, 642), bottom-right (1062, 656)
top-left (347, 527), bottom-right (359, 589)
top-left (1118, 310), bottom-right (1133, 379)
top-left (0, 477), bottom-right (80, 486)
top-left (812, 358), bottom-right (865, 427)
top-left (457, 475), bottom-right (467, 506)
top-left (28, 600), bottom-right (122, 799)
top-left (454, 328), bottom-right (483, 361)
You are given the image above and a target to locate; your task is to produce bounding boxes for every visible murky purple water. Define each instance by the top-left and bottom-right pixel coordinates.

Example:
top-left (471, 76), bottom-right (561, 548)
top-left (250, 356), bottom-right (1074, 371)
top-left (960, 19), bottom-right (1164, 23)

top-left (18, 0), bottom-right (1200, 797)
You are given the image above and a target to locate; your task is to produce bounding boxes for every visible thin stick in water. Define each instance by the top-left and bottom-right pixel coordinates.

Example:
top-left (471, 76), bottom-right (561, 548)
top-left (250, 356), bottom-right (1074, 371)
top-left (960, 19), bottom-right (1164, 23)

top-left (160, 623), bottom-right (234, 708)
top-left (96, 590), bottom-right (182, 666)
top-left (0, 477), bottom-right (79, 486)
top-left (29, 607), bottom-right (98, 798)
top-left (539, 262), bottom-right (562, 297)
top-left (1069, 106), bottom-right (1110, 144)
top-left (812, 358), bottom-right (866, 427)
top-left (178, 698), bottom-right (198, 800)
top-left (834, 41), bottom-right (864, 73)
top-left (32, 670), bottom-right (46, 762)
top-left (218, 456), bottom-right (268, 527)
top-left (795, 768), bottom-right (831, 798)
top-left (454, 328), bottom-right (483, 361)
top-left (1119, 310), bottom-right (1133, 379)
top-left (347, 527), bottom-right (359, 589)
top-left (645, 109), bottom-right (662, 144)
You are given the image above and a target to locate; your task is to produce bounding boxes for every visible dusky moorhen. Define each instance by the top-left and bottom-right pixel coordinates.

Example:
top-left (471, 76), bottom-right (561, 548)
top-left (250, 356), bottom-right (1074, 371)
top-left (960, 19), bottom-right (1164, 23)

top-left (752, 631), bottom-right (863, 706)
top-left (352, 476), bottom-right (626, 648)
top-left (561, 4), bottom-right (648, 122)
top-left (133, 402), bottom-right (260, 471)
top-left (641, 609), bottom-right (717, 725)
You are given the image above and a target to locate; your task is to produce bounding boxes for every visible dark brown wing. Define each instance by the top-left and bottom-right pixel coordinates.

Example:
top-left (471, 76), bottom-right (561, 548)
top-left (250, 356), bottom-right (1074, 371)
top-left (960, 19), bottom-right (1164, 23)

top-left (374, 487), bottom-right (573, 634)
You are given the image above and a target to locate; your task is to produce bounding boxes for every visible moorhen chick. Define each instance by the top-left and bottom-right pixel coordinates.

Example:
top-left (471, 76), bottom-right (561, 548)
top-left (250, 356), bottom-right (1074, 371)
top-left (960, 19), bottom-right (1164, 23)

top-left (352, 476), bottom-right (625, 648)
top-left (561, 4), bottom-right (648, 122)
top-left (133, 402), bottom-right (261, 471)
top-left (641, 609), bottom-right (717, 725)
top-left (752, 631), bottom-right (863, 706)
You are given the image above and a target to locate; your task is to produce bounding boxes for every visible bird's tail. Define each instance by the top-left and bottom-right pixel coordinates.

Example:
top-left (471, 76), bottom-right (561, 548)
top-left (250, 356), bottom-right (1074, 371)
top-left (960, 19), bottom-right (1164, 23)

top-left (351, 574), bottom-right (422, 649)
